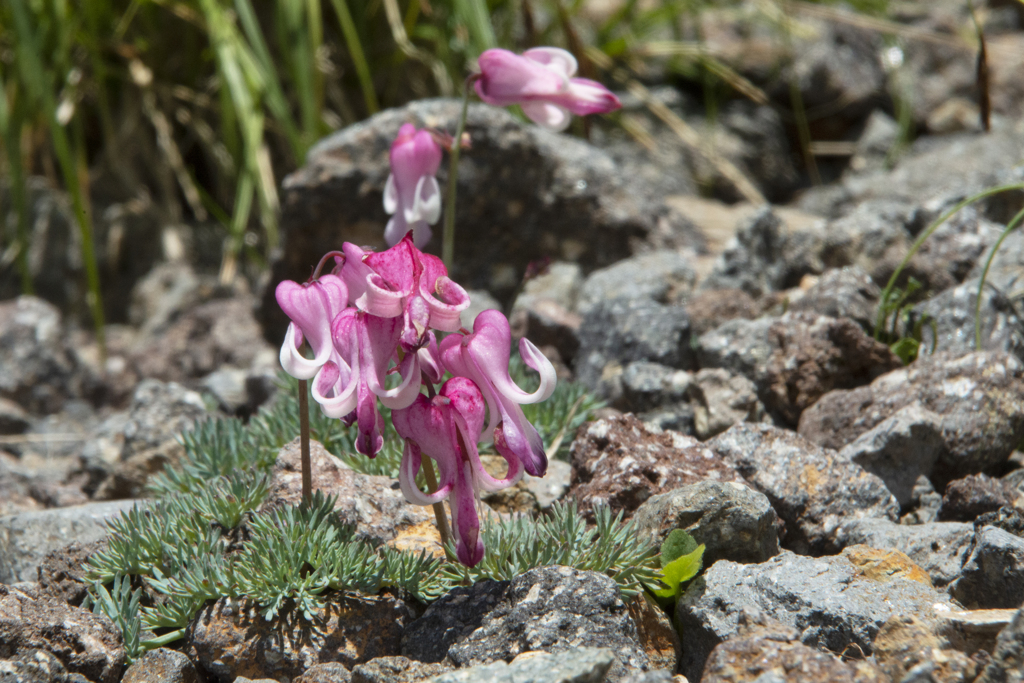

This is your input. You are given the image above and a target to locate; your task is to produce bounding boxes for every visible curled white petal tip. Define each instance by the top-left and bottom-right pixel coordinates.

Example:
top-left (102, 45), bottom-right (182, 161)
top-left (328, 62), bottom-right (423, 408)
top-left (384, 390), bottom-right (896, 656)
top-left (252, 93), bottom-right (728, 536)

top-left (279, 324), bottom-right (320, 380)
top-left (517, 337), bottom-right (557, 403)
top-left (383, 174), bottom-right (398, 215)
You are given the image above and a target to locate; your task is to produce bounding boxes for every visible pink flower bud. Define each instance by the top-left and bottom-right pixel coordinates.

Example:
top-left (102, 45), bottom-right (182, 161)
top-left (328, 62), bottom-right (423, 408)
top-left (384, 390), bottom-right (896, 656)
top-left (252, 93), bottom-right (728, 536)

top-left (384, 123), bottom-right (443, 247)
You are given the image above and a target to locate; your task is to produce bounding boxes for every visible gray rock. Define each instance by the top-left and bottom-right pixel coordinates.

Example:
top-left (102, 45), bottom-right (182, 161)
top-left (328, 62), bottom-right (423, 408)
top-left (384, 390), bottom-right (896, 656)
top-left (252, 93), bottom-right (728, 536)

top-left (691, 369), bottom-right (765, 440)
top-left (128, 262), bottom-right (203, 335)
top-left (910, 278), bottom-right (1024, 361)
top-left (201, 367), bottom-right (250, 415)
top-left (902, 474), bottom-right (944, 525)
top-left (445, 567), bottom-right (648, 682)
top-left (939, 474), bottom-right (1022, 522)
top-left (575, 299), bottom-right (693, 395)
top-left (120, 380), bottom-right (206, 460)
top-left (293, 663), bottom-right (353, 683)
top-left (788, 266), bottom-right (880, 331)
top-left (976, 603), bottom-right (1024, 683)
top-left (838, 402), bottom-right (946, 508)
top-left (349, 657), bottom-right (447, 683)
top-left (402, 581), bottom-right (510, 664)
top-left (121, 648), bottom-right (199, 683)
top-left (428, 647), bottom-right (614, 683)
top-left (0, 398), bottom-right (30, 436)
top-left (513, 262), bottom-right (583, 314)
top-left (950, 526), bottom-right (1024, 609)
top-left (616, 672), bottom-right (674, 683)
top-left (633, 481), bottom-right (780, 566)
top-left (815, 200), bottom-right (913, 284)
top-left (972, 228), bottom-right (1024, 295)
top-left (708, 423), bottom-right (899, 555)
top-left (0, 584), bottom-right (124, 683)
top-left (799, 351), bottom-right (1024, 486)
top-left (0, 500), bottom-right (140, 584)
top-left (0, 649), bottom-right (80, 683)
top-left (833, 518), bottom-right (974, 587)
top-left (261, 99), bottom-right (685, 338)
top-left (619, 362), bottom-right (695, 414)
top-left (0, 297), bottom-right (83, 415)
top-left (694, 317), bottom-right (774, 383)
top-left (701, 208), bottom-right (787, 297)
top-left (674, 551), bottom-right (959, 682)
top-left (522, 460), bottom-right (571, 511)
top-left (576, 251), bottom-right (695, 317)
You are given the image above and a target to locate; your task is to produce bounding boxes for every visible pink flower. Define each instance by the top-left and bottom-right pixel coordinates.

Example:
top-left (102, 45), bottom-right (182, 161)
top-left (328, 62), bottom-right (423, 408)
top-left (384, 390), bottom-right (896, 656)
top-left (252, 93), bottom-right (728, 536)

top-left (275, 274), bottom-right (349, 380)
top-left (340, 236), bottom-right (469, 351)
top-left (392, 377), bottom-right (523, 566)
top-left (384, 124), bottom-right (443, 248)
top-left (475, 47), bottom-right (621, 131)
top-left (440, 309), bottom-right (556, 478)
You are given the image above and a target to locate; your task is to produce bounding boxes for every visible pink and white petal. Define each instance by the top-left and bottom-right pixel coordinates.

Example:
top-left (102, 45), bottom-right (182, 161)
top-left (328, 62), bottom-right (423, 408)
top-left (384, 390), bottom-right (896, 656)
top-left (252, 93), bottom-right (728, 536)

top-left (360, 273), bottom-right (407, 318)
top-left (311, 357), bottom-right (359, 418)
top-left (520, 101), bottom-right (572, 132)
top-left (462, 414), bottom-right (523, 492)
top-left (494, 409), bottom-right (548, 477)
top-left (417, 333), bottom-right (444, 384)
top-left (339, 243), bottom-right (375, 302)
top-left (383, 173), bottom-right (399, 214)
top-left (409, 175), bottom-right (442, 225)
top-left (475, 49), bottom-right (567, 106)
top-left (562, 78), bottom-right (622, 115)
top-left (426, 277), bottom-right (470, 332)
top-left (354, 383), bottom-right (385, 457)
top-left (513, 337), bottom-right (557, 403)
top-left (280, 324), bottom-right (320, 380)
top-left (384, 215), bottom-right (410, 248)
top-left (409, 221), bottom-right (433, 250)
top-left (442, 377), bottom-right (488, 440)
top-left (449, 461), bottom-right (485, 567)
top-left (399, 439), bottom-right (453, 505)
top-left (523, 47), bottom-right (578, 78)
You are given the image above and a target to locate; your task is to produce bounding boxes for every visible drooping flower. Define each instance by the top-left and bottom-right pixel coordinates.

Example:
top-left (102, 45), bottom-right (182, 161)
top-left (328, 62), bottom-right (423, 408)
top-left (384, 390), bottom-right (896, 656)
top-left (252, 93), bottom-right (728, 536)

top-left (440, 309), bottom-right (556, 478)
top-left (392, 377), bottom-right (522, 566)
top-left (275, 274), bottom-right (349, 380)
top-left (312, 309), bottom-right (422, 456)
top-left (384, 123), bottom-right (443, 248)
top-left (475, 47), bottom-right (621, 132)
top-left (340, 236), bottom-right (469, 351)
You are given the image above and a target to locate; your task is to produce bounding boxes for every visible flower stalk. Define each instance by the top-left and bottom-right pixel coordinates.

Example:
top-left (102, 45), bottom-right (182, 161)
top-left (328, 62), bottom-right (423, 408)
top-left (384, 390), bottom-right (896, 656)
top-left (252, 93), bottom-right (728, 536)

top-left (442, 79), bottom-right (474, 270)
top-left (298, 378), bottom-right (312, 502)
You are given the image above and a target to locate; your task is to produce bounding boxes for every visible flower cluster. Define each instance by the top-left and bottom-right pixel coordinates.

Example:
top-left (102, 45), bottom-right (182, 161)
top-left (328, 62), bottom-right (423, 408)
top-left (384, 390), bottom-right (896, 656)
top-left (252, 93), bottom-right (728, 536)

top-left (276, 235), bottom-right (556, 566)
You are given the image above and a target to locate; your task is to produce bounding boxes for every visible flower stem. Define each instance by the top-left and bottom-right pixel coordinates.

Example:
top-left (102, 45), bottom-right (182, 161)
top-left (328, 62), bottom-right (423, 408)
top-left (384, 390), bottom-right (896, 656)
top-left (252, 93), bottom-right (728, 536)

top-left (442, 81), bottom-right (474, 270)
top-left (298, 379), bottom-right (312, 502)
top-left (421, 456), bottom-right (452, 548)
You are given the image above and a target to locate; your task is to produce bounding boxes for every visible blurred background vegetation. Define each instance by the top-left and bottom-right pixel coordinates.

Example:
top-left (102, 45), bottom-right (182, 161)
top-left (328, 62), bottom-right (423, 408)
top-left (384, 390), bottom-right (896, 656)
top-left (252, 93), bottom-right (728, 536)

top-left (0, 0), bottom-right (994, 342)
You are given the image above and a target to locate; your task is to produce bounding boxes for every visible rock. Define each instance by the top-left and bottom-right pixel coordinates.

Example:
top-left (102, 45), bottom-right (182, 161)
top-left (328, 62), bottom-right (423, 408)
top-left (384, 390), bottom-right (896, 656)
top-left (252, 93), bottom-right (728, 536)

top-left (976, 506), bottom-right (1024, 539)
top-left (93, 380), bottom-right (206, 499)
top-left (0, 297), bottom-right (84, 415)
top-left (949, 526), bottom-right (1024, 609)
top-left (872, 615), bottom-right (980, 683)
top-left (760, 312), bottom-right (902, 426)
top-left (690, 369), bottom-right (765, 441)
top-left (684, 290), bottom-right (758, 338)
top-left (200, 367), bottom-right (250, 415)
top-left (834, 518), bottom-right (973, 587)
top-left (478, 455), bottom-right (538, 515)
top-left (128, 262), bottom-right (203, 334)
top-left (0, 399), bottom-right (30, 436)
top-left (0, 584), bottom-right (124, 683)
top-left (444, 567), bottom-right (649, 682)
top-left (427, 647), bottom-right (615, 683)
top-left (576, 252), bottom-right (695, 318)
top-left (674, 550), bottom-right (960, 682)
top-left (911, 278), bottom-right (1024, 361)
top-left (0, 500), bottom-right (140, 584)
top-left (939, 475), bottom-right (1022, 522)
top-left (693, 318), bottom-right (774, 384)
top-left (708, 423), bottom-right (898, 554)
top-left (975, 604), bottom-right (1024, 683)
top-left (903, 474), bottom-right (945, 525)
top-left (701, 208), bottom-right (788, 298)
top-left (798, 351), bottom-right (1024, 486)
top-left (633, 482), bottom-right (780, 567)
top-left (36, 540), bottom-right (107, 607)
top-left (130, 297), bottom-right (273, 384)
top-left (567, 415), bottom-right (744, 520)
top-left (838, 402), bottom-right (946, 508)
top-left (121, 648), bottom-right (199, 683)
top-left (939, 609), bottom-right (1019, 657)
top-left (786, 266), bottom-right (879, 332)
top-left (513, 262), bottom-right (583, 314)
top-left (188, 592), bottom-right (413, 681)
top-left (261, 100), bottom-right (681, 339)
top-left (522, 459), bottom-right (571, 511)
top-left (509, 299), bottom-right (582, 367)
top-left (616, 672), bottom-right (676, 683)
top-left (575, 299), bottom-right (693, 395)
top-left (618, 362), bottom-right (696, 414)
top-left (0, 649), bottom-right (85, 683)
top-left (263, 439), bottom-right (432, 545)
top-left (626, 593), bottom-right (680, 673)
top-left (349, 656), bottom-right (449, 683)
top-left (292, 662), bottom-right (353, 683)
top-left (699, 613), bottom-right (889, 683)
top-left (402, 580), bottom-right (509, 664)
top-left (841, 545), bottom-right (933, 586)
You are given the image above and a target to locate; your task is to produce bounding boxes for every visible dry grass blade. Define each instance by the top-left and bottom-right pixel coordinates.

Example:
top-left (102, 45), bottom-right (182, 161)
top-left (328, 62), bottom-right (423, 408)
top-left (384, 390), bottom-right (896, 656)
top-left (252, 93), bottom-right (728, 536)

top-left (382, 0), bottom-right (454, 96)
top-left (633, 41), bottom-right (769, 105)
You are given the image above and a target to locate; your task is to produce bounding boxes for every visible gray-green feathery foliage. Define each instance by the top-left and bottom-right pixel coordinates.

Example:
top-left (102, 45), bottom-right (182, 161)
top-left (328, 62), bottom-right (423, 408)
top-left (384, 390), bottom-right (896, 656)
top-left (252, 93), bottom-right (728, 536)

top-left (442, 501), bottom-right (662, 598)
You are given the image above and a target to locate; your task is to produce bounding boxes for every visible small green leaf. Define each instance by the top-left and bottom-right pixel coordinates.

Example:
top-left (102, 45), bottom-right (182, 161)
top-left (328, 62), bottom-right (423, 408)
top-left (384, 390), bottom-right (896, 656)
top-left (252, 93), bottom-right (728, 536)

top-left (651, 544), bottom-right (704, 600)
top-left (660, 529), bottom-right (698, 568)
top-left (890, 337), bottom-right (920, 365)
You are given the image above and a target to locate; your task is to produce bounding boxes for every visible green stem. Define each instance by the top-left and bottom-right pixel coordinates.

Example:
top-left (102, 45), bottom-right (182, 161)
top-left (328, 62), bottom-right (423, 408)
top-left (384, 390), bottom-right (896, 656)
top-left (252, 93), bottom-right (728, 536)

top-left (875, 182), bottom-right (1024, 339)
top-left (329, 0), bottom-right (380, 114)
top-left (0, 80), bottom-right (33, 294)
top-left (443, 84), bottom-right (473, 271)
top-left (975, 206), bottom-right (1024, 350)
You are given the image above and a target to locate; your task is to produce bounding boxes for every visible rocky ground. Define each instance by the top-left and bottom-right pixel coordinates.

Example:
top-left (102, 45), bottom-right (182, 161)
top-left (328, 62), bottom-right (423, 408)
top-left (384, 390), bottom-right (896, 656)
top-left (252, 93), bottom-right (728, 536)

top-left (3, 2), bottom-right (1024, 682)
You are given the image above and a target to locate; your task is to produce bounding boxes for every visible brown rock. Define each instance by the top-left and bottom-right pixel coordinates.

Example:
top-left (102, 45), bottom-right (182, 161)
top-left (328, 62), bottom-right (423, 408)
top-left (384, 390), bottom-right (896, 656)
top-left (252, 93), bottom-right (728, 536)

top-left (873, 615), bottom-right (981, 683)
top-left (798, 351), bottom-right (1024, 486)
top-left (761, 312), bottom-right (901, 426)
top-left (130, 297), bottom-right (272, 383)
top-left (478, 455), bottom-right (539, 515)
top-left (685, 289), bottom-right (758, 337)
top-left (121, 648), bottom-right (200, 683)
top-left (939, 609), bottom-right (1018, 656)
top-left (292, 662), bottom-right (353, 683)
top-left (700, 612), bottom-right (888, 683)
top-left (626, 593), bottom-right (680, 673)
top-left (386, 520), bottom-right (445, 559)
top-left (263, 439), bottom-right (431, 545)
top-left (36, 540), bottom-right (107, 607)
top-left (350, 656), bottom-right (451, 683)
top-left (568, 415), bottom-right (744, 519)
top-left (939, 474), bottom-right (1023, 522)
top-left (841, 545), bottom-right (933, 586)
top-left (0, 584), bottom-right (125, 683)
top-left (188, 593), bottom-right (413, 682)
